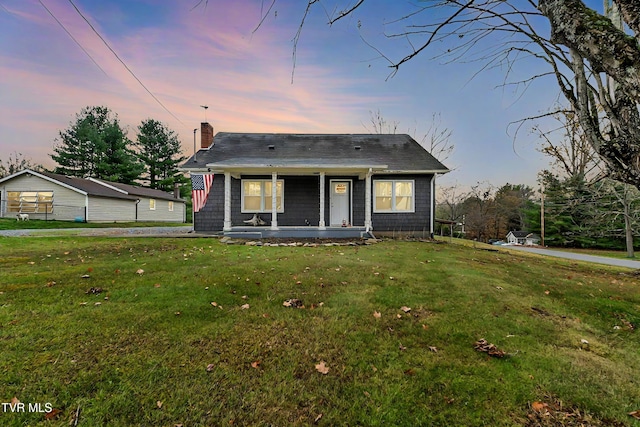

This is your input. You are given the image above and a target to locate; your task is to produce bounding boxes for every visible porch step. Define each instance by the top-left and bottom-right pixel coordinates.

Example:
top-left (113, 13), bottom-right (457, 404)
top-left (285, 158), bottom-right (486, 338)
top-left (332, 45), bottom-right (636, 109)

top-left (224, 227), bottom-right (373, 239)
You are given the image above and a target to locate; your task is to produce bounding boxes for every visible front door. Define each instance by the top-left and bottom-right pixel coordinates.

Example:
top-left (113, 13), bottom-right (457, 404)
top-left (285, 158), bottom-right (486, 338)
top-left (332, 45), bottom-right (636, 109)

top-left (330, 181), bottom-right (351, 226)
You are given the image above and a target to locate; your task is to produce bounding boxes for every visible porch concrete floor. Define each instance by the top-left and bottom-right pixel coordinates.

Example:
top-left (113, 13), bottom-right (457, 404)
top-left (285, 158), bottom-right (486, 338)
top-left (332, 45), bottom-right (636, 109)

top-left (223, 226), bottom-right (373, 239)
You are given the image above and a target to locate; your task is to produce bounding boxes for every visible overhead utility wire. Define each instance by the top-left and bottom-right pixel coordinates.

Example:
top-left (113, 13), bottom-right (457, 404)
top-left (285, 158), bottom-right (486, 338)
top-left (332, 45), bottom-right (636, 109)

top-left (66, 0), bottom-right (186, 126)
top-left (38, 0), bottom-right (108, 76)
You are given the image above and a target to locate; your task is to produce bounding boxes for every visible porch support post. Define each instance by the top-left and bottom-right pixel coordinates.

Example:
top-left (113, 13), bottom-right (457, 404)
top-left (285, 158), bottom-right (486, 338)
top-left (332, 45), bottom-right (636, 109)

top-left (365, 169), bottom-right (372, 232)
top-left (319, 172), bottom-right (326, 229)
top-left (271, 172), bottom-right (278, 230)
top-left (223, 172), bottom-right (232, 231)
top-left (430, 174), bottom-right (435, 237)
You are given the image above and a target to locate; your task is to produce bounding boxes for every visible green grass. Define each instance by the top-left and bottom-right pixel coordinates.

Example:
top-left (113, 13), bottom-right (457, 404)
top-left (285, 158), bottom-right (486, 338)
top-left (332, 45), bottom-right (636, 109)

top-left (0, 218), bottom-right (188, 230)
top-left (1, 237), bottom-right (640, 426)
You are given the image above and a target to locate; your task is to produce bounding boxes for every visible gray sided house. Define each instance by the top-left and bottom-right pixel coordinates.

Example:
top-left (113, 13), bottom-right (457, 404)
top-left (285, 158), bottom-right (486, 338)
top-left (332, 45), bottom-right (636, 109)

top-left (0, 169), bottom-right (185, 223)
top-left (181, 124), bottom-right (449, 238)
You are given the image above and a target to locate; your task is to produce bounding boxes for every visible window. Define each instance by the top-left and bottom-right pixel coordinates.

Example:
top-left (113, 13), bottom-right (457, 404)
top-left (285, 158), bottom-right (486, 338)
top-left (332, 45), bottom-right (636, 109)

top-left (168, 201), bottom-right (174, 212)
top-left (374, 180), bottom-right (414, 213)
top-left (149, 199), bottom-right (156, 210)
top-left (7, 191), bottom-right (53, 213)
top-left (242, 180), bottom-right (284, 213)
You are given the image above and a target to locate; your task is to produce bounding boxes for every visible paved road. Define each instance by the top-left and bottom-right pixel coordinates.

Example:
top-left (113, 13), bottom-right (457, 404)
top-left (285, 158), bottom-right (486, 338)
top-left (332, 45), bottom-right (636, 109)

top-left (506, 246), bottom-right (640, 269)
top-left (0, 226), bottom-right (194, 237)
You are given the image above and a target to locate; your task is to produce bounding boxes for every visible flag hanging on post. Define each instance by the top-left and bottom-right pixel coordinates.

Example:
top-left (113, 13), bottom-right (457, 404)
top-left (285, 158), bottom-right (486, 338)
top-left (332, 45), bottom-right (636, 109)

top-left (191, 174), bottom-right (214, 213)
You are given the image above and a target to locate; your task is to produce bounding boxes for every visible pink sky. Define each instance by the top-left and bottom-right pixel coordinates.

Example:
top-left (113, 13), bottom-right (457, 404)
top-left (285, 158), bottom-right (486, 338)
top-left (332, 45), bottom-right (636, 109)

top-left (0, 0), bottom-right (574, 189)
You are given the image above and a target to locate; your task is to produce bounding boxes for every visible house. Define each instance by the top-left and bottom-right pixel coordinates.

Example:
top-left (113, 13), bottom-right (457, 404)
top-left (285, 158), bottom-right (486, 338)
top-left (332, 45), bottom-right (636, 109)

top-left (0, 169), bottom-right (185, 223)
top-left (506, 231), bottom-right (540, 246)
top-left (180, 123), bottom-right (449, 238)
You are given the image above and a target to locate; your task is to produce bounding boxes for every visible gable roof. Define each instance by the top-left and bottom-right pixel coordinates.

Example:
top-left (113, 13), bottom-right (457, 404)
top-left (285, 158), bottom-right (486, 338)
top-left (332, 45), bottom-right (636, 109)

top-left (0, 169), bottom-right (182, 202)
top-left (90, 179), bottom-right (184, 202)
top-left (0, 170), bottom-right (137, 200)
top-left (181, 133), bottom-right (449, 173)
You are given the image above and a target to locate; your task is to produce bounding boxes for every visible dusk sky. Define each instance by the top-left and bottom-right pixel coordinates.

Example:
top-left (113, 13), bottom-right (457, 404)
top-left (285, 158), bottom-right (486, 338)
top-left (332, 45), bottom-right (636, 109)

top-left (0, 0), bottom-right (604, 191)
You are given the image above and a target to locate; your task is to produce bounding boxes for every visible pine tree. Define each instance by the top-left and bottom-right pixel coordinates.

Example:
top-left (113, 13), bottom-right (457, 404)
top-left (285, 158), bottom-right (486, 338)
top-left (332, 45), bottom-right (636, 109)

top-left (133, 119), bottom-right (187, 192)
top-left (51, 106), bottom-right (143, 183)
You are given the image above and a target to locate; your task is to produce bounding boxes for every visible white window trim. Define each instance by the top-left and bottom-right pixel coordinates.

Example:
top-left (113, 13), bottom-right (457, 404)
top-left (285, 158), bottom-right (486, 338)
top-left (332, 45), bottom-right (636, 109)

top-left (168, 201), bottom-right (174, 212)
top-left (149, 199), bottom-right (156, 210)
top-left (373, 179), bottom-right (415, 213)
top-left (241, 179), bottom-right (284, 213)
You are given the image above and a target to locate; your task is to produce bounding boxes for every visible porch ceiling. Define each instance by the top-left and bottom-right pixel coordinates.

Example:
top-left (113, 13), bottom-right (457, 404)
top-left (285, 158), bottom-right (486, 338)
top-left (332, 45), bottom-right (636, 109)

top-left (208, 164), bottom-right (388, 178)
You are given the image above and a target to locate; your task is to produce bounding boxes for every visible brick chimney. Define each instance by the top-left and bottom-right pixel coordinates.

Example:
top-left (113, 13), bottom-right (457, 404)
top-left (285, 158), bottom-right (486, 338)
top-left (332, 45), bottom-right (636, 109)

top-left (201, 122), bottom-right (214, 148)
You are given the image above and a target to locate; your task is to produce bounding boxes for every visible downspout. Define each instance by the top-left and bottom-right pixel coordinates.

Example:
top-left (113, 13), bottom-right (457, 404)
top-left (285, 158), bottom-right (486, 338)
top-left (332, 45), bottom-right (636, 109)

top-left (85, 195), bottom-right (89, 222)
top-left (135, 199), bottom-right (140, 222)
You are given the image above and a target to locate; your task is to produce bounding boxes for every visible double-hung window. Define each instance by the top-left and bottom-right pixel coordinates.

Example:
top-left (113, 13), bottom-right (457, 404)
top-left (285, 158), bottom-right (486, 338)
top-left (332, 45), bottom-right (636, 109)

top-left (374, 180), bottom-right (414, 213)
top-left (7, 191), bottom-right (53, 213)
top-left (242, 180), bottom-right (284, 213)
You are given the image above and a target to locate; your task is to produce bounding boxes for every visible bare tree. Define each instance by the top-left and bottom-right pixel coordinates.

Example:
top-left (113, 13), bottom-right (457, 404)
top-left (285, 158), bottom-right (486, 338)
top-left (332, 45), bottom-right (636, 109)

top-left (0, 152), bottom-right (42, 178)
top-left (245, 0), bottom-right (640, 190)
top-left (364, 110), bottom-right (454, 163)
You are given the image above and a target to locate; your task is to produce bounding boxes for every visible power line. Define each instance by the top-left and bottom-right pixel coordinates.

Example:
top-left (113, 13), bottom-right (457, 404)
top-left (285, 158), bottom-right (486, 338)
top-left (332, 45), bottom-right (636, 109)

top-left (38, 0), bottom-right (108, 76)
top-left (66, 0), bottom-right (186, 126)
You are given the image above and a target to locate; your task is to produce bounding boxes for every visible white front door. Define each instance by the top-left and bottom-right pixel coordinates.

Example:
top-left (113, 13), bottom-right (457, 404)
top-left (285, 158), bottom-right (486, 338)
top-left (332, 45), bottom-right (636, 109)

top-left (330, 181), bottom-right (351, 226)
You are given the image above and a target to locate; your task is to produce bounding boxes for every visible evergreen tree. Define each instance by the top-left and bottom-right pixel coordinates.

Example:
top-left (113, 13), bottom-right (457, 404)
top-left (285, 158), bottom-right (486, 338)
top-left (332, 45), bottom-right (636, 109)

top-left (133, 119), bottom-right (187, 193)
top-left (51, 106), bottom-right (143, 184)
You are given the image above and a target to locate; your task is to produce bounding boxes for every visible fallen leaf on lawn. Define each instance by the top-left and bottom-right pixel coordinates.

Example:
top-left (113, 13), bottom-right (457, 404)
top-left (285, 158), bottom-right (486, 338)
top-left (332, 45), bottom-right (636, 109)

top-left (81, 274), bottom-right (90, 279)
top-left (373, 311), bottom-right (381, 318)
top-left (581, 339), bottom-right (589, 345)
top-left (396, 314), bottom-right (402, 319)
top-left (314, 413), bottom-right (323, 424)
top-left (474, 338), bottom-right (507, 358)
top-left (154, 283), bottom-right (161, 288)
top-left (94, 302), bottom-right (101, 306)
top-left (400, 306), bottom-right (411, 313)
top-left (404, 368), bottom-right (416, 376)
top-left (156, 401), bottom-right (163, 409)
top-left (11, 397), bottom-right (20, 405)
top-left (241, 304), bottom-right (250, 310)
top-left (242, 295), bottom-right (248, 300)
top-left (422, 324), bottom-right (429, 330)
top-left (211, 302), bottom-right (218, 307)
top-left (175, 312), bottom-right (181, 316)
top-left (80, 302), bottom-right (87, 306)
top-left (364, 391), bottom-right (371, 397)
top-left (87, 267), bottom-right (93, 273)
top-left (251, 361), bottom-right (261, 369)
top-left (496, 286), bottom-right (503, 290)
top-left (399, 344), bottom-right (407, 351)
top-left (544, 290), bottom-right (550, 295)
top-left (315, 361), bottom-right (329, 374)
top-left (206, 363), bottom-right (215, 372)
top-left (429, 346), bottom-right (438, 353)
top-left (46, 281), bottom-right (56, 287)
top-left (532, 401), bottom-right (547, 412)
top-left (44, 408), bottom-right (62, 420)
top-left (136, 269), bottom-right (144, 275)
top-left (389, 276), bottom-right (395, 280)
top-left (629, 410), bottom-right (640, 420)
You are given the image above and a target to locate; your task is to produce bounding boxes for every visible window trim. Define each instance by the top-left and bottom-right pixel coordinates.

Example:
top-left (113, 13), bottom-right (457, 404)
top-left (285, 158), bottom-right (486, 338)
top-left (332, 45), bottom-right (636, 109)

top-left (241, 179), bottom-right (284, 213)
top-left (6, 191), bottom-right (54, 214)
top-left (168, 201), bottom-right (174, 212)
top-left (373, 179), bottom-right (415, 213)
top-left (149, 199), bottom-right (156, 210)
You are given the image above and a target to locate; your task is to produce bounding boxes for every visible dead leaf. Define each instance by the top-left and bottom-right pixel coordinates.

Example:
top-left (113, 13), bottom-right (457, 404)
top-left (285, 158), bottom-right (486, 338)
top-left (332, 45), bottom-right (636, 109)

top-left (629, 410), bottom-right (640, 420)
top-left (315, 361), bottom-right (329, 374)
top-left (399, 343), bottom-right (407, 351)
top-left (474, 339), bottom-right (507, 358)
top-left (94, 302), bottom-right (101, 306)
top-left (211, 302), bottom-right (218, 307)
top-left (532, 401), bottom-right (547, 412)
top-left (241, 304), bottom-right (250, 310)
top-left (11, 397), bottom-right (20, 405)
top-left (242, 295), bottom-right (248, 300)
top-left (400, 306), bottom-right (411, 313)
top-left (156, 401), bottom-right (163, 409)
top-left (422, 324), bottom-right (429, 330)
top-left (81, 274), bottom-right (90, 279)
top-left (45, 408), bottom-right (62, 420)
top-left (206, 363), bottom-right (215, 372)
top-left (544, 290), bottom-right (550, 295)
top-left (46, 281), bottom-right (56, 287)
top-left (373, 311), bottom-right (381, 318)
top-left (251, 361), bottom-right (261, 369)
top-left (154, 283), bottom-right (161, 288)
top-left (429, 346), bottom-right (438, 353)
top-left (314, 413), bottom-right (323, 424)
top-left (136, 269), bottom-right (144, 275)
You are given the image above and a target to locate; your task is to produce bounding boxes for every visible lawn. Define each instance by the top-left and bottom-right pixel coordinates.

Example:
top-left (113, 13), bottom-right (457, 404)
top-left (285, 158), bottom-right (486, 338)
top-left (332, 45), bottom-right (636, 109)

top-left (0, 218), bottom-right (189, 231)
top-left (1, 237), bottom-right (640, 426)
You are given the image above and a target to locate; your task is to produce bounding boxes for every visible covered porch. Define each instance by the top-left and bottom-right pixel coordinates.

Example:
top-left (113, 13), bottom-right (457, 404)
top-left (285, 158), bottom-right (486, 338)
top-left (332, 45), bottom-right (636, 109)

top-left (217, 164), bottom-right (387, 238)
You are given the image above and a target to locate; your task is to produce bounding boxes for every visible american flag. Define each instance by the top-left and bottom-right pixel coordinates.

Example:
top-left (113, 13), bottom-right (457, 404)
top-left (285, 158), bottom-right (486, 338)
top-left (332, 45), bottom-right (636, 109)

top-left (191, 174), bottom-right (214, 213)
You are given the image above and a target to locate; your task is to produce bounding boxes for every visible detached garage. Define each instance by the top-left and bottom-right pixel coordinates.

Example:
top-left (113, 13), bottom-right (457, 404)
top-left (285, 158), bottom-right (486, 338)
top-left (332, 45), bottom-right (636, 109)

top-left (0, 169), bottom-right (185, 223)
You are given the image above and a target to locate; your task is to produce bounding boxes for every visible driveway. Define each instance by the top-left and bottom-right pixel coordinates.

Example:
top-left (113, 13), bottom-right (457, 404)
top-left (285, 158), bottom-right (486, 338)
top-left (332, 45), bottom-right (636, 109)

top-left (506, 246), bottom-right (640, 270)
